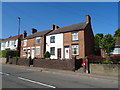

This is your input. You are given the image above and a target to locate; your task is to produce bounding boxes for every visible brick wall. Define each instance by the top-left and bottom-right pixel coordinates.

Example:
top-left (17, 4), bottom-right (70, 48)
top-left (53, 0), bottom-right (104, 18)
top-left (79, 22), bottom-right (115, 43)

top-left (63, 30), bottom-right (85, 59)
top-left (17, 58), bottom-right (30, 66)
top-left (9, 58), bottom-right (17, 65)
top-left (33, 59), bottom-right (75, 71)
top-left (84, 23), bottom-right (94, 56)
top-left (20, 37), bottom-right (45, 59)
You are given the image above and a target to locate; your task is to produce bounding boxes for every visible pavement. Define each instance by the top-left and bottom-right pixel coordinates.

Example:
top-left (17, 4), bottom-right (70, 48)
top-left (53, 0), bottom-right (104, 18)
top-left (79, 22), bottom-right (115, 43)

top-left (3, 63), bottom-right (118, 83)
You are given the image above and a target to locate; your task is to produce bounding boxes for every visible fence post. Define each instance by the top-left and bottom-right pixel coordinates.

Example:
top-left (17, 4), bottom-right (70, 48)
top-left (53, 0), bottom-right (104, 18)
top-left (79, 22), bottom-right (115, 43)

top-left (86, 57), bottom-right (90, 74)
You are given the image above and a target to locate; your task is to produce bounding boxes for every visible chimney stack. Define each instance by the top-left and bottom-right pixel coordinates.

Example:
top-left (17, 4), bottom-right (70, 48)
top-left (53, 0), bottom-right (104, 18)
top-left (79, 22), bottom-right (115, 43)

top-left (23, 30), bottom-right (27, 38)
top-left (32, 28), bottom-right (37, 34)
top-left (86, 15), bottom-right (91, 24)
top-left (55, 25), bottom-right (59, 30)
top-left (52, 24), bottom-right (56, 30)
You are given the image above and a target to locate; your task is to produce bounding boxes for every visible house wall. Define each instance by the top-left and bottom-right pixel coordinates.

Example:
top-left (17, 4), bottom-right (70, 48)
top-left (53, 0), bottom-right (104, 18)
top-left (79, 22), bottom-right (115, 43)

top-left (84, 23), bottom-right (94, 56)
top-left (46, 33), bottom-right (63, 59)
top-left (112, 47), bottom-right (120, 54)
top-left (1, 39), bottom-right (18, 50)
top-left (63, 30), bottom-right (85, 59)
top-left (20, 37), bottom-right (45, 59)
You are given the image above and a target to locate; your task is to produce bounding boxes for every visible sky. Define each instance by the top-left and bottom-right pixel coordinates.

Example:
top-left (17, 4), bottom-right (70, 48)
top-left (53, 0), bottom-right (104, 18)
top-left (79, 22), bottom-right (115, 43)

top-left (2, 2), bottom-right (118, 39)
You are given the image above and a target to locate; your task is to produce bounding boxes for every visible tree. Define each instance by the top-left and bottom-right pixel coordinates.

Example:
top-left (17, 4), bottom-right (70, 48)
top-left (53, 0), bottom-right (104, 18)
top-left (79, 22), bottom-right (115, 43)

top-left (94, 33), bottom-right (104, 55)
top-left (114, 28), bottom-right (120, 37)
top-left (100, 34), bottom-right (116, 56)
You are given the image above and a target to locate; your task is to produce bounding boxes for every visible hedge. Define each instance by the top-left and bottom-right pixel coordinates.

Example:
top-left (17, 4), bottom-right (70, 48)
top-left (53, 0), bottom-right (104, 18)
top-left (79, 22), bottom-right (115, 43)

top-left (87, 54), bottom-right (120, 64)
top-left (0, 50), bottom-right (19, 58)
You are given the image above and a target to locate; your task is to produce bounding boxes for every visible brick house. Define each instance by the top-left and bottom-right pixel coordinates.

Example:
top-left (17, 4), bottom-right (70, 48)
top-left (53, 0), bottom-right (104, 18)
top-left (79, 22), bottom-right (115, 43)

top-left (20, 28), bottom-right (52, 59)
top-left (46, 15), bottom-right (94, 59)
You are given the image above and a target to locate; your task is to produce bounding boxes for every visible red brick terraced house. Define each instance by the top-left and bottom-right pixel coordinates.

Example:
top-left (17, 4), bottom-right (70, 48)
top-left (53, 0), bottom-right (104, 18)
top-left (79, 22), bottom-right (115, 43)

top-left (46, 15), bottom-right (94, 59)
top-left (20, 28), bottom-right (52, 59)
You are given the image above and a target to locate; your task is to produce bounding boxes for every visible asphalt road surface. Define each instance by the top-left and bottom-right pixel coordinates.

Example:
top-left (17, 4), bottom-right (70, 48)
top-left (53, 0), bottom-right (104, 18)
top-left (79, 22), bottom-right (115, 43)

top-left (1, 64), bottom-right (118, 88)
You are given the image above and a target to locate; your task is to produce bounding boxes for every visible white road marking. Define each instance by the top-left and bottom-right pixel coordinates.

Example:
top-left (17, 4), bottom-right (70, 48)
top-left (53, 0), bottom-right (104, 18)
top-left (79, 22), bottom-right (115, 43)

top-left (0, 72), bottom-right (9, 76)
top-left (18, 77), bottom-right (56, 88)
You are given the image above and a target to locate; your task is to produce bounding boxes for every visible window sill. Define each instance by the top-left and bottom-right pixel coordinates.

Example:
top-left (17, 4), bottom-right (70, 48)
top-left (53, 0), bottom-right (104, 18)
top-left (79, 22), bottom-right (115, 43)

top-left (72, 40), bottom-right (79, 42)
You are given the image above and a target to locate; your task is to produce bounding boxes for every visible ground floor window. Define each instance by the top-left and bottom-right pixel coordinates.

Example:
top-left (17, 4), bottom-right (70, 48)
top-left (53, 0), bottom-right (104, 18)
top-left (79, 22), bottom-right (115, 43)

top-left (72, 45), bottom-right (79, 55)
top-left (36, 47), bottom-right (40, 55)
top-left (23, 48), bottom-right (26, 56)
top-left (50, 47), bottom-right (55, 55)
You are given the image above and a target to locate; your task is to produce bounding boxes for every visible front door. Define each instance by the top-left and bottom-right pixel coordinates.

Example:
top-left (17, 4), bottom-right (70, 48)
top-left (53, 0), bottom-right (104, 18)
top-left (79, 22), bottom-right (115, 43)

top-left (57, 48), bottom-right (61, 59)
top-left (31, 47), bottom-right (35, 59)
top-left (27, 49), bottom-right (30, 58)
top-left (65, 47), bottom-right (69, 59)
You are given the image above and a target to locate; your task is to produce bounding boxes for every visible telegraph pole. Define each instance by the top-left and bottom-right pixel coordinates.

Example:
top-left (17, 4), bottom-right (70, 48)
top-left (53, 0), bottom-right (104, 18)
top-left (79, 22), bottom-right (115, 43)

top-left (17, 17), bottom-right (21, 57)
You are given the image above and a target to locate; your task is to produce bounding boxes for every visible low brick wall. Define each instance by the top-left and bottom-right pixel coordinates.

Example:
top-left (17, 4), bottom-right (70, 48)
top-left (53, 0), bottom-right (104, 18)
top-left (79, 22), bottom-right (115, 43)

top-left (17, 58), bottom-right (30, 66)
top-left (90, 64), bottom-right (119, 77)
top-left (9, 58), bottom-right (17, 65)
top-left (33, 59), bottom-right (75, 71)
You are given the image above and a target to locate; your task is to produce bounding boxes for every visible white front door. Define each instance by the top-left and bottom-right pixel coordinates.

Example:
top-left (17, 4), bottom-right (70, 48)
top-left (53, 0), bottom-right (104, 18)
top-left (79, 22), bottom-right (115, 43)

top-left (31, 47), bottom-right (35, 59)
top-left (65, 47), bottom-right (69, 59)
top-left (27, 49), bottom-right (30, 58)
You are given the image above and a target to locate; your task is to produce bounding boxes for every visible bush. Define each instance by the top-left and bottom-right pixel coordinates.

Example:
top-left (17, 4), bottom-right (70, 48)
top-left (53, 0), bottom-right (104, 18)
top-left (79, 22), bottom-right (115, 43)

top-left (44, 51), bottom-right (50, 58)
top-left (0, 50), bottom-right (19, 58)
top-left (87, 54), bottom-right (105, 64)
top-left (87, 54), bottom-right (120, 64)
top-left (110, 55), bottom-right (120, 64)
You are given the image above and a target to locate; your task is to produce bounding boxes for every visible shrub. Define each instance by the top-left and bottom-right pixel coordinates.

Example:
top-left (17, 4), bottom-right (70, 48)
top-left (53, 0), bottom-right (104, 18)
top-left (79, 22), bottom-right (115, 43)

top-left (0, 50), bottom-right (19, 58)
top-left (44, 51), bottom-right (51, 58)
top-left (101, 60), bottom-right (113, 64)
top-left (87, 54), bottom-right (105, 64)
top-left (110, 55), bottom-right (120, 64)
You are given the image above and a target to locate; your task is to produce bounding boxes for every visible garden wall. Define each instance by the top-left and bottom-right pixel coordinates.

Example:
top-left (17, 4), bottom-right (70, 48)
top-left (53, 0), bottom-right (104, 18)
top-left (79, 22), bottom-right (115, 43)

top-left (90, 64), bottom-right (119, 77)
top-left (8, 58), bottom-right (30, 66)
top-left (33, 59), bottom-right (75, 71)
top-left (17, 58), bottom-right (30, 66)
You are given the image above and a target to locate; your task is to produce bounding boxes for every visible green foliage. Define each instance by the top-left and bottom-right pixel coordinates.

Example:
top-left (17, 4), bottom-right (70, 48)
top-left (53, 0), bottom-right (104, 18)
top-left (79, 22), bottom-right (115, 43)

top-left (12, 56), bottom-right (20, 59)
top-left (0, 50), bottom-right (19, 58)
top-left (100, 34), bottom-right (116, 56)
top-left (101, 60), bottom-right (113, 64)
top-left (94, 33), bottom-right (103, 55)
top-left (44, 51), bottom-right (51, 58)
top-left (114, 28), bottom-right (120, 37)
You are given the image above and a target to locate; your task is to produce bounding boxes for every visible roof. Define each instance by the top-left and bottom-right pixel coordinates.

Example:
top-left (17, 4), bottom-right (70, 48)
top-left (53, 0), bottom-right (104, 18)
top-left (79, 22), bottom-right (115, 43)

top-left (2, 34), bottom-right (23, 41)
top-left (48, 22), bottom-right (87, 35)
top-left (115, 37), bottom-right (120, 46)
top-left (23, 30), bottom-right (52, 40)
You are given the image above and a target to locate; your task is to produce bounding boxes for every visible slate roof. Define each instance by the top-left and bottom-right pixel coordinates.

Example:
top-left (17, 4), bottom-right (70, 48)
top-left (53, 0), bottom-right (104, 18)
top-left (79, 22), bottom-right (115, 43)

top-left (23, 30), bottom-right (52, 40)
top-left (48, 22), bottom-right (87, 35)
top-left (2, 34), bottom-right (23, 41)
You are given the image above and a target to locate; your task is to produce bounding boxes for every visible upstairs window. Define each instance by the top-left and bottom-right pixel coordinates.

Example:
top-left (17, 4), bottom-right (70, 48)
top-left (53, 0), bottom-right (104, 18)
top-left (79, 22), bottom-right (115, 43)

top-left (50, 47), bottom-right (55, 55)
top-left (23, 40), bottom-right (27, 46)
top-left (50, 36), bottom-right (55, 43)
top-left (36, 37), bottom-right (40, 44)
top-left (72, 32), bottom-right (78, 41)
top-left (72, 45), bottom-right (79, 55)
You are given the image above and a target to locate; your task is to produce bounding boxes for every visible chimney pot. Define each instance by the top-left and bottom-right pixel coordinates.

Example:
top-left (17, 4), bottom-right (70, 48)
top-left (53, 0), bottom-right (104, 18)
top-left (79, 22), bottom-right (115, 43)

top-left (55, 26), bottom-right (59, 30)
top-left (23, 30), bottom-right (27, 38)
top-left (32, 28), bottom-right (37, 34)
top-left (86, 15), bottom-right (91, 24)
top-left (52, 24), bottom-right (55, 30)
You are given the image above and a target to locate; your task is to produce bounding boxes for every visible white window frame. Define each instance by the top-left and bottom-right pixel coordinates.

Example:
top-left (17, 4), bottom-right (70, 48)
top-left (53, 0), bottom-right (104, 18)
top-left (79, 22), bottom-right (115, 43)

top-left (72, 32), bottom-right (78, 41)
top-left (36, 46), bottom-right (40, 55)
top-left (72, 45), bottom-right (79, 55)
top-left (36, 37), bottom-right (41, 44)
top-left (23, 40), bottom-right (27, 46)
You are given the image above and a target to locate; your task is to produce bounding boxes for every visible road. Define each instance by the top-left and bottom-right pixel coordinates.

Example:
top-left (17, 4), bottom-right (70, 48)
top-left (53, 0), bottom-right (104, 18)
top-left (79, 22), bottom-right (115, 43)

top-left (1, 64), bottom-right (118, 88)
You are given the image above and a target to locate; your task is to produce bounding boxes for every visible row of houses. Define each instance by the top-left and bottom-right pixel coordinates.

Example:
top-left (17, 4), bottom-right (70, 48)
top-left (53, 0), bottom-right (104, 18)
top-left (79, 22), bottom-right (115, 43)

top-left (1, 15), bottom-right (119, 59)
